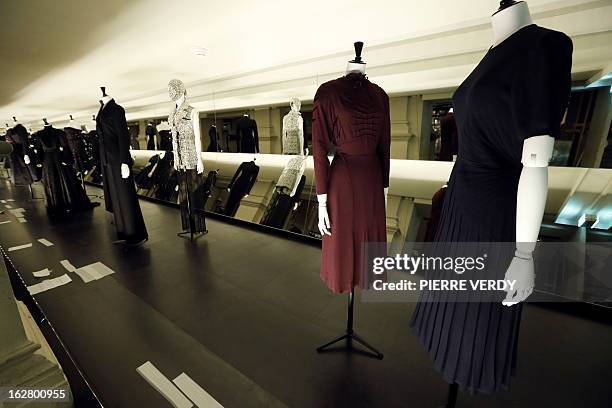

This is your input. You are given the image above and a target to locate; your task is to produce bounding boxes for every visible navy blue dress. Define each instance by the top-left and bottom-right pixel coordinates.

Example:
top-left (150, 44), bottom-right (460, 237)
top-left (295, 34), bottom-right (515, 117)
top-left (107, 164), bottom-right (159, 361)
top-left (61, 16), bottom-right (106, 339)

top-left (410, 25), bottom-right (572, 394)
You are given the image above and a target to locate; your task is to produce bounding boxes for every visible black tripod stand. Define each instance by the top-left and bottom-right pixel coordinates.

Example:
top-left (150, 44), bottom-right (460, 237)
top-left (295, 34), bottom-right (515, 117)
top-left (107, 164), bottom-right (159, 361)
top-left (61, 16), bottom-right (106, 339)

top-left (177, 170), bottom-right (207, 242)
top-left (316, 288), bottom-right (383, 359)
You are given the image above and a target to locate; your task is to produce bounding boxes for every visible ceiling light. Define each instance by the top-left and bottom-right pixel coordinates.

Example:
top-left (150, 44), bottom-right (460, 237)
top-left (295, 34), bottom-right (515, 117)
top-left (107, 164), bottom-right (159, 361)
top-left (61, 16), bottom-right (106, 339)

top-left (191, 46), bottom-right (208, 57)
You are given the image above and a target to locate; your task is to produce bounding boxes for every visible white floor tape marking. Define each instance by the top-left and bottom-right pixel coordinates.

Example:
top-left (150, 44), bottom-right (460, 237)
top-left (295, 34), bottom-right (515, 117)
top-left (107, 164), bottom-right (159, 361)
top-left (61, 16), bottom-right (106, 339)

top-left (173, 373), bottom-right (223, 408)
top-left (37, 238), bottom-right (54, 247)
top-left (74, 265), bottom-right (98, 283)
top-left (8, 243), bottom-right (32, 252)
top-left (33, 268), bottom-right (52, 278)
top-left (6, 199), bottom-right (14, 202)
top-left (60, 259), bottom-right (77, 272)
top-left (0, 220), bottom-right (11, 225)
top-left (27, 274), bottom-right (72, 296)
top-left (136, 361), bottom-right (194, 408)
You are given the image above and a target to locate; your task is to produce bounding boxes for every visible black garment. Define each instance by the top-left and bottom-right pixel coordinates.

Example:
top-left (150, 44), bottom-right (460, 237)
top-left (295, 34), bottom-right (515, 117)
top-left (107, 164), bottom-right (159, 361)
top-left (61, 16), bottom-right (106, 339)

top-left (97, 99), bottom-right (148, 243)
top-left (261, 175), bottom-right (305, 229)
top-left (64, 127), bottom-right (90, 173)
top-left (224, 160), bottom-right (259, 216)
top-left (410, 25), bottom-right (572, 394)
top-left (84, 130), bottom-right (102, 183)
top-left (146, 124), bottom-right (157, 150)
top-left (438, 113), bottom-right (458, 161)
top-left (235, 116), bottom-right (259, 153)
top-left (207, 126), bottom-right (219, 152)
top-left (195, 170), bottom-right (217, 209)
top-left (129, 125), bottom-right (140, 150)
top-left (134, 154), bottom-right (160, 190)
top-left (177, 170), bottom-right (207, 233)
top-left (5, 124), bottom-right (35, 185)
top-left (424, 186), bottom-right (446, 242)
top-left (600, 137), bottom-right (612, 168)
top-left (158, 130), bottom-right (173, 151)
top-left (33, 126), bottom-right (94, 215)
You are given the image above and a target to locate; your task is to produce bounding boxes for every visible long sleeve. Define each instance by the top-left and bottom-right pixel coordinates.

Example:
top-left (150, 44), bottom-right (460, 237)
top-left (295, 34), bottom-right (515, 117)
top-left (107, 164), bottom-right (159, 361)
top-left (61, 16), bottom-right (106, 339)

top-left (252, 120), bottom-right (259, 153)
top-left (377, 92), bottom-right (391, 188)
top-left (247, 164), bottom-right (259, 193)
top-left (298, 116), bottom-right (304, 155)
top-left (113, 106), bottom-right (132, 166)
top-left (228, 162), bottom-right (244, 190)
top-left (312, 87), bottom-right (332, 194)
top-left (58, 130), bottom-right (74, 165)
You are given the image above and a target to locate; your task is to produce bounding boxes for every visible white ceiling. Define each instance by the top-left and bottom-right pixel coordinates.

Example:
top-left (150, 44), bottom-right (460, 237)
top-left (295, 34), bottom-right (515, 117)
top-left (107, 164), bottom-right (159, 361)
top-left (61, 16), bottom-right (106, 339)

top-left (1, 0), bottom-right (611, 128)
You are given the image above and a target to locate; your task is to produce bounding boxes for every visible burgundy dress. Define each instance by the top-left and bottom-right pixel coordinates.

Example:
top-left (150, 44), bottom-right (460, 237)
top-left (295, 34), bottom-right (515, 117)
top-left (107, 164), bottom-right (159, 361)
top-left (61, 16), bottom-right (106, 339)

top-left (312, 73), bottom-right (390, 293)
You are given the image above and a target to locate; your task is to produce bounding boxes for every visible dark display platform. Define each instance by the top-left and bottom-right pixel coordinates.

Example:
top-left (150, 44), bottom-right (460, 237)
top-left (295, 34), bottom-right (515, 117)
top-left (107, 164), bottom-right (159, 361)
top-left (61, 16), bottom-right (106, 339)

top-left (1, 182), bottom-right (611, 407)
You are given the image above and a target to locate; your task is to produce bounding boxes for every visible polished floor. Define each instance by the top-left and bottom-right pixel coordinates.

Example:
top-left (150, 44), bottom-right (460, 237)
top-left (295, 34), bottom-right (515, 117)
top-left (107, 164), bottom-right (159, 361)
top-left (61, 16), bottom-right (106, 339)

top-left (0, 181), bottom-right (611, 408)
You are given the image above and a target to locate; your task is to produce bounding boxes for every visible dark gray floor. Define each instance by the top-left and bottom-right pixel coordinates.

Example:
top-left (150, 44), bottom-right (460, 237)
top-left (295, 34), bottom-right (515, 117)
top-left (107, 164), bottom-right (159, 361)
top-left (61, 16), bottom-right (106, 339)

top-left (0, 181), bottom-right (611, 408)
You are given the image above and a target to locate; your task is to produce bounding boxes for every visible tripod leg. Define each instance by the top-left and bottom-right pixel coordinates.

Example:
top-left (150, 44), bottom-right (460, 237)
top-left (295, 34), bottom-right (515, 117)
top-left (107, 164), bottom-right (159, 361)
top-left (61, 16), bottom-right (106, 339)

top-left (351, 334), bottom-right (384, 359)
top-left (316, 334), bottom-right (350, 352)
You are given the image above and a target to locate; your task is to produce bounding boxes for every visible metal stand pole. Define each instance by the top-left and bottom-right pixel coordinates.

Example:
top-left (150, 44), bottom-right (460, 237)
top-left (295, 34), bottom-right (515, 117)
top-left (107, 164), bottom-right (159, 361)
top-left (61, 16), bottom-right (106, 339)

top-left (316, 288), bottom-right (383, 359)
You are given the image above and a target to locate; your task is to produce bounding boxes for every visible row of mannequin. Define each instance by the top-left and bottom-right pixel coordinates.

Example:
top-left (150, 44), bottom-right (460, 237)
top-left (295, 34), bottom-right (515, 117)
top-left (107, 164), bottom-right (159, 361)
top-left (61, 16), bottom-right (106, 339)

top-left (2, 0), bottom-right (572, 405)
top-left (137, 101), bottom-right (304, 155)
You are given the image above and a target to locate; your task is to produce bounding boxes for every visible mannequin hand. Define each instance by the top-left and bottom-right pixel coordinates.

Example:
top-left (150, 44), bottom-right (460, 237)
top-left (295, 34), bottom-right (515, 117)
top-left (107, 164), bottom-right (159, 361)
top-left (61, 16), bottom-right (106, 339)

top-left (121, 163), bottom-right (130, 179)
top-left (318, 205), bottom-right (331, 236)
top-left (502, 254), bottom-right (535, 306)
top-left (24, 155), bottom-right (30, 165)
top-left (197, 159), bottom-right (204, 174)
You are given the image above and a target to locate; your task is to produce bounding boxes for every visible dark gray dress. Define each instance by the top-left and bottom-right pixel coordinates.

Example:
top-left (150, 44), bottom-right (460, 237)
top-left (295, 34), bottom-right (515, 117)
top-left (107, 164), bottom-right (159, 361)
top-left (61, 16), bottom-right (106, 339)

top-left (410, 25), bottom-right (572, 394)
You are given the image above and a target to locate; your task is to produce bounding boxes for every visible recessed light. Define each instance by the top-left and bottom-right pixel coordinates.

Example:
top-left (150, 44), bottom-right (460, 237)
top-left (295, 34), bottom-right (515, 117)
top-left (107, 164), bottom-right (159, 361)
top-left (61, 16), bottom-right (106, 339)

top-left (190, 46), bottom-right (208, 57)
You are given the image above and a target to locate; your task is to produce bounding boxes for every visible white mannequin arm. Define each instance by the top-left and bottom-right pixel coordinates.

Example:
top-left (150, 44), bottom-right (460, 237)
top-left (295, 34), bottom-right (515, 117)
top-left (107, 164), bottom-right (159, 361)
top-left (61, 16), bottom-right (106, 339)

top-left (317, 193), bottom-right (331, 236)
top-left (503, 135), bottom-right (554, 305)
top-left (516, 135), bottom-right (554, 252)
top-left (191, 109), bottom-right (203, 173)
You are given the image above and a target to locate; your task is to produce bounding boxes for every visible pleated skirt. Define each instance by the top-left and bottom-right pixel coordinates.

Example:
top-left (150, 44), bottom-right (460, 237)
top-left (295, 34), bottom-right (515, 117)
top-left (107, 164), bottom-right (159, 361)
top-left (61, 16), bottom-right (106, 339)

top-left (410, 169), bottom-right (523, 394)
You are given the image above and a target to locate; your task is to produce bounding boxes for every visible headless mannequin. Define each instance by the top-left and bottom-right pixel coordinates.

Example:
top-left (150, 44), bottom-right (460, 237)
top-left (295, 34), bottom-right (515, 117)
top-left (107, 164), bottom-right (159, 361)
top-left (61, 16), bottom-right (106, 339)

top-left (99, 90), bottom-right (129, 179)
top-left (172, 92), bottom-right (203, 174)
top-left (444, 2), bottom-right (557, 406)
top-left (317, 47), bottom-right (389, 236)
top-left (492, 1), bottom-right (552, 306)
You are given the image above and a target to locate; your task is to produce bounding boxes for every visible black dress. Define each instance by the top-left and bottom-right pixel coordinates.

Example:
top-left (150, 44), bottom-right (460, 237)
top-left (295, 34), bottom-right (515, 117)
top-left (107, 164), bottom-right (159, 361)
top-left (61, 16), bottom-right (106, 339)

top-left (207, 126), bottom-right (219, 152)
top-left (158, 130), bottom-right (173, 151)
top-left (5, 124), bottom-right (35, 185)
top-left (64, 127), bottom-right (90, 174)
top-left (235, 116), bottom-right (259, 153)
top-left (410, 25), bottom-right (572, 394)
top-left (145, 124), bottom-right (157, 150)
top-left (34, 126), bottom-right (94, 215)
top-left (97, 99), bottom-right (148, 243)
top-left (224, 161), bottom-right (259, 216)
